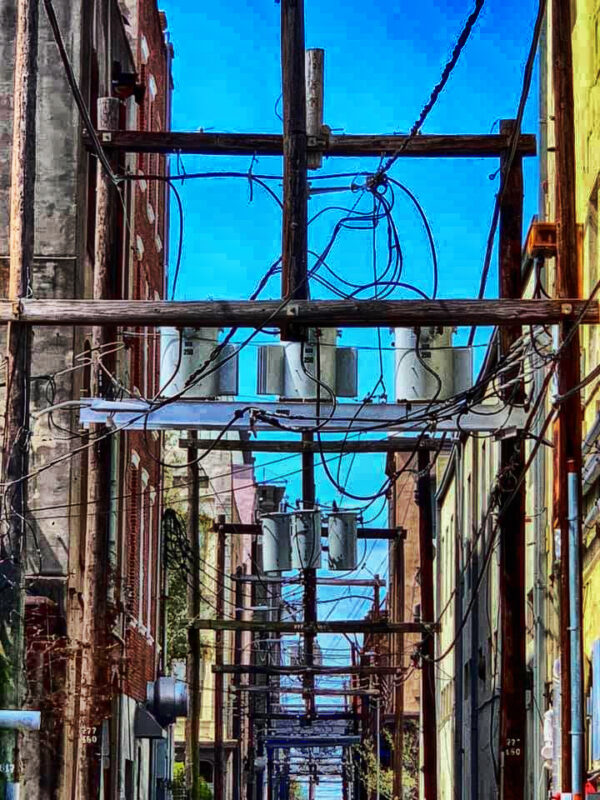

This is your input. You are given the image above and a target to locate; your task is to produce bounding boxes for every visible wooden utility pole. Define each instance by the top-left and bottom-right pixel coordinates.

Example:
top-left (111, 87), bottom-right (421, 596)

top-left (281, 0), bottom-right (308, 338)
top-left (301, 431), bottom-right (317, 721)
top-left (417, 450), bottom-right (437, 800)
top-left (214, 516), bottom-right (227, 800)
top-left (233, 567), bottom-right (244, 800)
top-left (188, 432), bottom-right (202, 798)
top-left (552, 0), bottom-right (582, 790)
top-left (79, 96), bottom-right (120, 796)
top-left (1, 0), bottom-right (38, 794)
top-left (392, 531), bottom-right (406, 800)
top-left (498, 118), bottom-right (526, 800)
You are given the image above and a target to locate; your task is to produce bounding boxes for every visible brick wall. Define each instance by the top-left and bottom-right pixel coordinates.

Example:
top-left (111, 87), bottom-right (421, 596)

top-left (118, 0), bottom-right (171, 703)
top-left (389, 452), bottom-right (422, 717)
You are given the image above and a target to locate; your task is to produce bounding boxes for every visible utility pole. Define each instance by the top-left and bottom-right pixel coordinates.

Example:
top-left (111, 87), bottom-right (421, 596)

top-left (188, 432), bottom-right (202, 798)
top-left (301, 431), bottom-right (317, 722)
top-left (80, 95), bottom-right (120, 797)
top-left (417, 450), bottom-right (437, 800)
top-left (280, 0), bottom-right (317, 728)
top-left (233, 566), bottom-right (244, 800)
top-left (214, 515), bottom-right (227, 800)
top-left (392, 531), bottom-right (406, 800)
top-left (498, 118), bottom-right (526, 800)
top-left (281, 0), bottom-right (308, 341)
top-left (552, 0), bottom-right (583, 790)
top-left (1, 0), bottom-right (38, 796)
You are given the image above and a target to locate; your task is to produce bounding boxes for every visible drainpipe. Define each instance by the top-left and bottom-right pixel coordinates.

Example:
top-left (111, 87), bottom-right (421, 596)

top-left (533, 354), bottom-right (548, 800)
top-left (454, 447), bottom-right (464, 800)
top-left (107, 437), bottom-right (119, 607)
top-left (567, 463), bottom-right (584, 798)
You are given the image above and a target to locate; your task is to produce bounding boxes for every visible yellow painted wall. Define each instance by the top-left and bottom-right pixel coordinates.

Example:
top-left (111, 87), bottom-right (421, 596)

top-left (436, 467), bottom-right (456, 800)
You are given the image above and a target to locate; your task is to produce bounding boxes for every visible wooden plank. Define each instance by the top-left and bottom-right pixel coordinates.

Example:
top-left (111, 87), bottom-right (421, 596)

top-left (2, 298), bottom-right (596, 327)
top-left (90, 130), bottom-right (538, 158)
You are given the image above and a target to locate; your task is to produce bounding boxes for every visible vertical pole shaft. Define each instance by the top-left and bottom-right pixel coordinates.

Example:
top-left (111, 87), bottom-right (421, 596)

top-left (552, 0), bottom-right (582, 789)
top-left (215, 516), bottom-right (227, 800)
top-left (568, 464), bottom-right (584, 798)
top-left (417, 450), bottom-right (437, 800)
top-left (376, 696), bottom-right (380, 800)
top-left (233, 567), bottom-right (244, 800)
top-left (80, 96), bottom-right (120, 797)
top-left (1, 0), bottom-right (38, 795)
top-left (301, 432), bottom-right (317, 720)
top-left (393, 532), bottom-right (406, 800)
top-left (498, 118), bottom-right (526, 800)
top-left (188, 433), bottom-right (201, 798)
top-left (281, 0), bottom-right (308, 339)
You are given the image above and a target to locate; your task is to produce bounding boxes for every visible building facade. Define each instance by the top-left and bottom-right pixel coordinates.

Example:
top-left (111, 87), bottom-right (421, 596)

top-left (0, 1), bottom-right (174, 797)
top-left (421, 3), bottom-right (600, 797)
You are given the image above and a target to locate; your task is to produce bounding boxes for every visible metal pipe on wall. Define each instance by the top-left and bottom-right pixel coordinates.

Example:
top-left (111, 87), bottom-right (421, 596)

top-left (567, 465), bottom-right (584, 797)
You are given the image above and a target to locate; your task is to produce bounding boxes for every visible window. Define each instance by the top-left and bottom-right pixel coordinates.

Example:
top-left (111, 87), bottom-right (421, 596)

top-left (146, 489), bottom-right (155, 633)
top-left (139, 470), bottom-right (149, 624)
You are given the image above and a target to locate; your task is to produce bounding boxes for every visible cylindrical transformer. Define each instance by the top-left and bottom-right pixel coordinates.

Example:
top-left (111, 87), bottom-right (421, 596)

top-left (393, 326), bottom-right (455, 402)
top-left (282, 328), bottom-right (338, 400)
top-left (261, 513), bottom-right (292, 573)
top-left (327, 512), bottom-right (358, 571)
top-left (159, 327), bottom-right (220, 398)
top-left (291, 510), bottom-right (322, 570)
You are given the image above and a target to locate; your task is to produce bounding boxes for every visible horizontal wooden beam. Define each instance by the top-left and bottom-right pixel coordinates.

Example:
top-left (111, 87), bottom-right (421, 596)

top-left (214, 664), bottom-right (401, 676)
top-left (265, 737), bottom-right (362, 748)
top-left (3, 298), bottom-right (594, 327)
top-left (231, 576), bottom-right (385, 587)
top-left (212, 522), bottom-right (400, 540)
top-left (253, 712), bottom-right (355, 721)
top-left (191, 619), bottom-right (432, 634)
top-left (91, 130), bottom-right (537, 158)
top-left (233, 686), bottom-right (378, 697)
top-left (178, 436), bottom-right (452, 454)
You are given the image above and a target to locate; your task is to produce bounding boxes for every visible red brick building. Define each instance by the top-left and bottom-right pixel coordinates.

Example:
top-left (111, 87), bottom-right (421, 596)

top-left (0, 1), bottom-right (173, 797)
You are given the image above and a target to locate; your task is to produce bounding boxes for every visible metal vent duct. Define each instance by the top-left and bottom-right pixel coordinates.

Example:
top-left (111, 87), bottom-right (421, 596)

top-left (146, 677), bottom-right (188, 724)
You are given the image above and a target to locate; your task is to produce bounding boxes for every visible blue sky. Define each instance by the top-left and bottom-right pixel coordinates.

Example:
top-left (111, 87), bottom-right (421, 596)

top-left (159, 0), bottom-right (541, 794)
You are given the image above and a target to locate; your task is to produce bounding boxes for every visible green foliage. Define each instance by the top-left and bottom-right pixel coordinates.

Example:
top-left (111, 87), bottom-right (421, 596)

top-left (172, 762), bottom-right (186, 788)
top-left (353, 723), bottom-right (419, 800)
top-left (289, 779), bottom-right (305, 799)
top-left (354, 739), bottom-right (394, 799)
top-left (166, 565), bottom-right (189, 663)
top-left (171, 762), bottom-right (213, 800)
